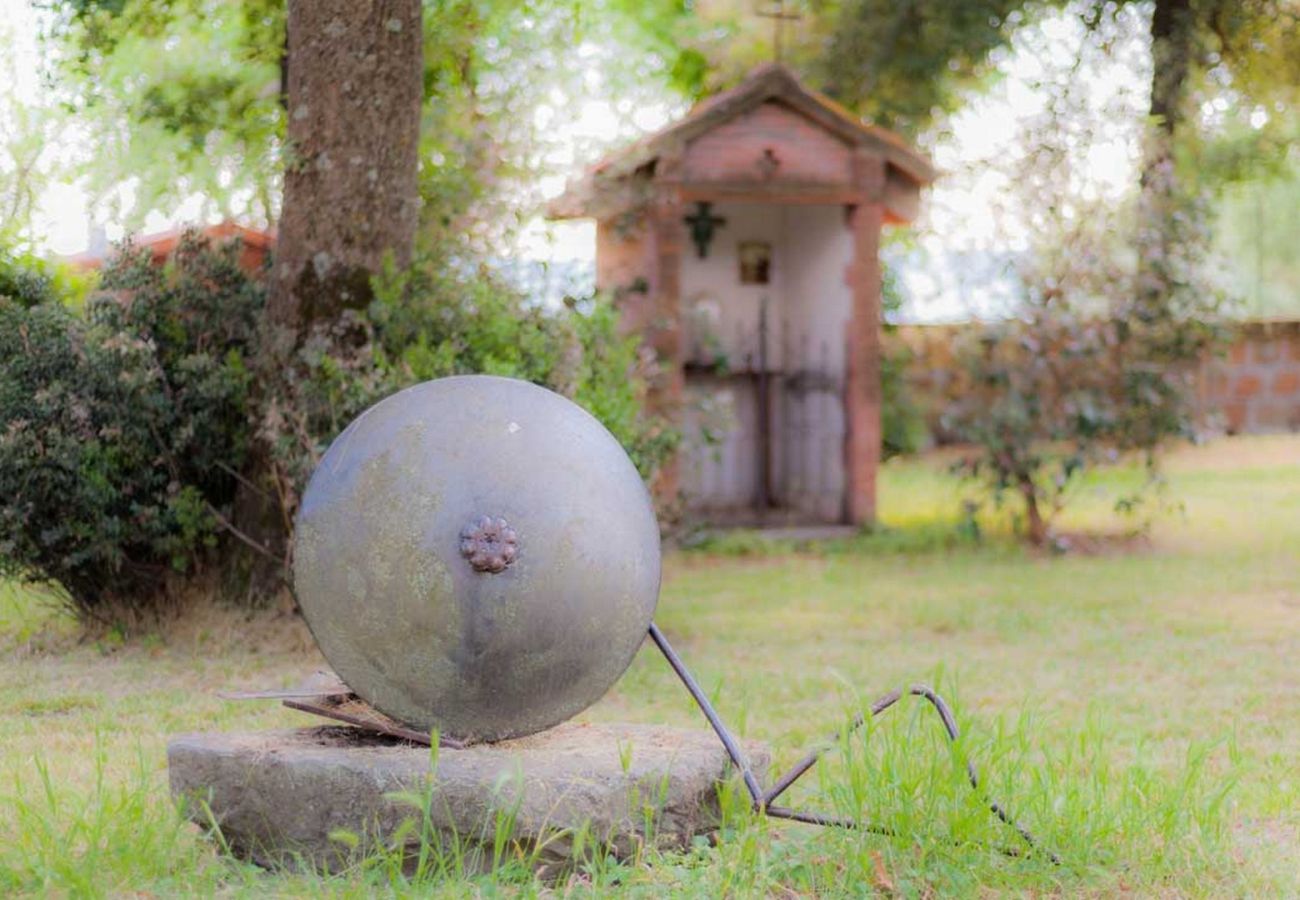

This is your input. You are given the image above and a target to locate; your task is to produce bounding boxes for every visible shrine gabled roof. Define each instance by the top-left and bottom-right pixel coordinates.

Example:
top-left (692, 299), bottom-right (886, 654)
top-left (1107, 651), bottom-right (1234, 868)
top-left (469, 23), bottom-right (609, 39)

top-left (549, 63), bottom-right (935, 220)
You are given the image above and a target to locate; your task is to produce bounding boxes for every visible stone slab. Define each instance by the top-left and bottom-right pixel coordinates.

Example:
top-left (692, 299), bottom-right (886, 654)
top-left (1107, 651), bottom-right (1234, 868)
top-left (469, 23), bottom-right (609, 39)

top-left (168, 722), bottom-right (769, 874)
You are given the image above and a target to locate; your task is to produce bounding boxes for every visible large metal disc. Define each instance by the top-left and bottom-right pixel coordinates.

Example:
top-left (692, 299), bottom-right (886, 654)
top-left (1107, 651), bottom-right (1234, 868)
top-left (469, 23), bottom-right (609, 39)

top-left (293, 375), bottom-right (661, 742)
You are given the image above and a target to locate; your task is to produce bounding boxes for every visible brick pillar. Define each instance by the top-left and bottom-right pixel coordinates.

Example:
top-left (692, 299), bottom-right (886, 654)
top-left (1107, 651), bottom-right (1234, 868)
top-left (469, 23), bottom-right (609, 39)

top-left (647, 185), bottom-right (686, 512)
top-left (844, 153), bottom-right (887, 526)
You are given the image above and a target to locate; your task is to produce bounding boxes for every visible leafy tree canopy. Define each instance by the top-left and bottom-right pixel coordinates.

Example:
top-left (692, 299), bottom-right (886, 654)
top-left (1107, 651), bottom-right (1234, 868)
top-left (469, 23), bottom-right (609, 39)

top-left (41, 0), bottom-right (284, 226)
top-left (39, 0), bottom-right (693, 245)
top-left (40, 0), bottom-right (1296, 235)
top-left (654, 0), bottom-right (1298, 156)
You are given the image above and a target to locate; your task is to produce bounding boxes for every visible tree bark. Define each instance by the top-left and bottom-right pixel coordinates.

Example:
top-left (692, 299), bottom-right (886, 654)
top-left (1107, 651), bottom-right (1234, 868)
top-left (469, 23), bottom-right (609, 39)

top-left (233, 0), bottom-right (423, 600)
top-left (1136, 0), bottom-right (1197, 318)
top-left (1018, 474), bottom-right (1047, 547)
top-left (1141, 0), bottom-right (1195, 184)
top-left (270, 0), bottom-right (423, 331)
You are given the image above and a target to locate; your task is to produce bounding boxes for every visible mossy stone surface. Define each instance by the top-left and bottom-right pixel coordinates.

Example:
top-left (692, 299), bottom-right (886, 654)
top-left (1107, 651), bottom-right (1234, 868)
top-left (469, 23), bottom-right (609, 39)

top-left (168, 724), bottom-right (769, 874)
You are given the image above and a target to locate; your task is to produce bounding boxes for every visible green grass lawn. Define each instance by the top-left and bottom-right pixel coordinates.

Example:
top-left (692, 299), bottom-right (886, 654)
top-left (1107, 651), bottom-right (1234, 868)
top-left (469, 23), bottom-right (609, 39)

top-left (2, 435), bottom-right (1297, 897)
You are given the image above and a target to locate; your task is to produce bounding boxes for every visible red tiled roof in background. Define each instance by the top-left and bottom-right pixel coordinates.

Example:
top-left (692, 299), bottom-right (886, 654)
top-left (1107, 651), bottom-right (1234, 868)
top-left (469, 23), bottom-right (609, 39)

top-left (65, 221), bottom-right (276, 274)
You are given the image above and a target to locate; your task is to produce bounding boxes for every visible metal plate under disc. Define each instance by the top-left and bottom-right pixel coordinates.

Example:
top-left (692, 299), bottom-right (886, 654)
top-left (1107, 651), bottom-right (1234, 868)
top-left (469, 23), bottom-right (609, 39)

top-left (292, 375), bottom-right (661, 743)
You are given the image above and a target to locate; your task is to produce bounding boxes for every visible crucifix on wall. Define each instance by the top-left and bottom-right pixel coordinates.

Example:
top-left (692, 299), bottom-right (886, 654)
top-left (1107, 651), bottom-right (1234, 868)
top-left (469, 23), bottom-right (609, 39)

top-left (684, 202), bottom-right (727, 259)
top-left (755, 0), bottom-right (802, 64)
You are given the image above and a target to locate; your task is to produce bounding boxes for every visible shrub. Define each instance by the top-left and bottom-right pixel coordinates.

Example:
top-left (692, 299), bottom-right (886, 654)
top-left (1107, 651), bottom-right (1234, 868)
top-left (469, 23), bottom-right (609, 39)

top-left (1, 234), bottom-right (675, 622)
top-left (242, 254), bottom-right (678, 593)
top-left (0, 247), bottom-right (61, 309)
top-left (365, 256), bottom-right (676, 479)
top-left (880, 260), bottom-right (925, 458)
top-left (943, 171), bottom-right (1226, 546)
top-left (0, 235), bottom-right (261, 619)
top-left (0, 245), bottom-right (95, 311)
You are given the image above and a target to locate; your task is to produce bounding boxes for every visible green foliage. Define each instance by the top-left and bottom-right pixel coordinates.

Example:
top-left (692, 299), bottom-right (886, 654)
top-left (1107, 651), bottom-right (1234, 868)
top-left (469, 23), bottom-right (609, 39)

top-left (1, 18), bottom-right (65, 243)
top-left (1191, 0), bottom-right (1300, 154)
top-left (879, 256), bottom-right (926, 458)
top-left (413, 0), bottom-right (703, 257)
top-left (43, 0), bottom-right (683, 244)
top-left (0, 229), bottom-right (673, 621)
top-left (920, 13), bottom-right (1232, 546)
top-left (48, 0), bottom-right (285, 226)
top-left (0, 234), bottom-right (261, 618)
top-left (635, 0), bottom-right (1043, 136)
top-left (0, 248), bottom-right (60, 309)
top-left (817, 0), bottom-right (1033, 136)
top-left (880, 347), bottom-right (925, 459)
top-left (944, 169), bottom-right (1226, 546)
top-left (0, 244), bottom-right (95, 312)
top-left (569, 296), bottom-right (681, 479)
top-left (367, 258), bottom-right (677, 480)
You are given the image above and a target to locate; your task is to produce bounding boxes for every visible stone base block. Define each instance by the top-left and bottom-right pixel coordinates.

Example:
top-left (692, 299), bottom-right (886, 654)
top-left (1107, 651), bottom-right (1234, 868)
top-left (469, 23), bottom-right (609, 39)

top-left (168, 723), bottom-right (769, 874)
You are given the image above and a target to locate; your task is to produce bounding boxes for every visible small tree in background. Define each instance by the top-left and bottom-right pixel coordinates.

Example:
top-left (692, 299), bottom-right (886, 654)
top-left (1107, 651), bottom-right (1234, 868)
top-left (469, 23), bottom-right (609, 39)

top-left (942, 13), bottom-right (1227, 547)
top-left (945, 185), bottom-right (1225, 545)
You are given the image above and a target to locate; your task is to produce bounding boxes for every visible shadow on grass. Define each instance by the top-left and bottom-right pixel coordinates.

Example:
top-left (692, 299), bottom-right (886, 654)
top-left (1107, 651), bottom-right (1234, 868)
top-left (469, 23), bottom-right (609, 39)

top-left (681, 513), bottom-right (1011, 559)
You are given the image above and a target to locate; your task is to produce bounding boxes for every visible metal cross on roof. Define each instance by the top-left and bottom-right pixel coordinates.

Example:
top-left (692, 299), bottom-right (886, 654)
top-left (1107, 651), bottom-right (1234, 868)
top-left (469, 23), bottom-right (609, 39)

top-left (756, 0), bottom-right (802, 64)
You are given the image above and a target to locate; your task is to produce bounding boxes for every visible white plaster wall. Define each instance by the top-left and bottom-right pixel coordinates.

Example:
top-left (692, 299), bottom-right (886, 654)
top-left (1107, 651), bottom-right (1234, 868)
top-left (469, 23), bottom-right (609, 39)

top-left (780, 205), bottom-right (853, 373)
top-left (678, 203), bottom-right (853, 521)
top-left (778, 204), bottom-right (853, 520)
top-left (680, 203), bottom-right (785, 371)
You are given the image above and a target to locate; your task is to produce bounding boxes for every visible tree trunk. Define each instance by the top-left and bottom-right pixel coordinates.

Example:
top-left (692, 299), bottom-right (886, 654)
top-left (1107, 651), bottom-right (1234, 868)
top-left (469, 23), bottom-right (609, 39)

top-left (1145, 0), bottom-right (1195, 167)
top-left (270, 0), bottom-right (423, 331)
top-left (1140, 0), bottom-right (1196, 193)
top-left (233, 0), bottom-right (423, 600)
top-left (1019, 474), bottom-right (1047, 546)
top-left (1137, 0), bottom-right (1196, 314)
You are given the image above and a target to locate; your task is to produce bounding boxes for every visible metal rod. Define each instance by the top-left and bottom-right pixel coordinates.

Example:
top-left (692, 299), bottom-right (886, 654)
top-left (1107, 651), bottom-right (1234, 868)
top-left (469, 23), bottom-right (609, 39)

top-left (647, 621), bottom-right (767, 807)
top-left (766, 804), bottom-right (881, 831)
top-left (904, 686), bottom-right (1055, 861)
top-left (768, 805), bottom-right (1040, 860)
top-left (764, 688), bottom-right (902, 805)
top-left (648, 621), bottom-right (1058, 863)
top-left (756, 292), bottom-right (774, 510)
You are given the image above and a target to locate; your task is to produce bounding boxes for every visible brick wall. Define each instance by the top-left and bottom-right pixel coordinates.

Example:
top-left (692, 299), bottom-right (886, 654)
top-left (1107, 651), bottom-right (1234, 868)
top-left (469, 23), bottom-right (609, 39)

top-left (1202, 321), bottom-right (1300, 433)
top-left (890, 319), bottom-right (1300, 444)
top-left (682, 101), bottom-right (854, 186)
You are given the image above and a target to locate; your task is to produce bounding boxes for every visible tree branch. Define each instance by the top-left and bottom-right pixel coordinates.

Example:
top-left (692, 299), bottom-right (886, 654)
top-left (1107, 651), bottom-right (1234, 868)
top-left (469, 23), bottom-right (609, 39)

top-left (206, 501), bottom-right (289, 569)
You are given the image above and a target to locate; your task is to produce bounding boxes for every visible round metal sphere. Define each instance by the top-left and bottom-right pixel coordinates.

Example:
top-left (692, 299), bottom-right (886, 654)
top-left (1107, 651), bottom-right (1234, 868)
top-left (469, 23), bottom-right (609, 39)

top-left (292, 375), bottom-right (661, 742)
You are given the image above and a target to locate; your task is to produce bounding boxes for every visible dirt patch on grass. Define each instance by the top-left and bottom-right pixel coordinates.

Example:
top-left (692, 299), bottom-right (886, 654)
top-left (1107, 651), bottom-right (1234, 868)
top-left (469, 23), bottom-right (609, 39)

top-left (155, 598), bottom-right (316, 657)
top-left (1164, 434), bottom-right (1300, 472)
top-left (1038, 530), bottom-right (1153, 556)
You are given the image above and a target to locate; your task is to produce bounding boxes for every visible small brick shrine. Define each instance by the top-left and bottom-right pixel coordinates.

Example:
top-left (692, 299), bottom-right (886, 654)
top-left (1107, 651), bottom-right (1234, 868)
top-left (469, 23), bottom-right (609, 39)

top-left (550, 64), bottom-right (934, 525)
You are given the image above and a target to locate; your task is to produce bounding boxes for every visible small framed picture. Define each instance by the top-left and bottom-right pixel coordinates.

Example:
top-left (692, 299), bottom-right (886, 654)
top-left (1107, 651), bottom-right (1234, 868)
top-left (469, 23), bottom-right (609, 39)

top-left (738, 241), bottom-right (771, 285)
